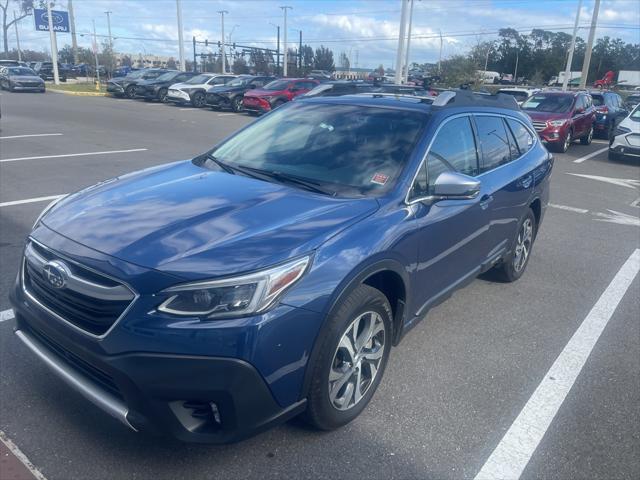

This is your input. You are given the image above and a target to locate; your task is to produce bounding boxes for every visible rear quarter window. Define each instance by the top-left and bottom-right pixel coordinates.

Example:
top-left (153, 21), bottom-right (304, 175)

top-left (506, 118), bottom-right (535, 155)
top-left (475, 115), bottom-right (512, 173)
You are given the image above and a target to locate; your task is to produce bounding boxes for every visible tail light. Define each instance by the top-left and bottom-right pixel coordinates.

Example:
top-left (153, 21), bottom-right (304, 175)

top-left (596, 106), bottom-right (609, 114)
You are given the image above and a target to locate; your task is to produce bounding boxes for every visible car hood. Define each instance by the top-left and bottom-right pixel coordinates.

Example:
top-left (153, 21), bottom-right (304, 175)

top-left (619, 115), bottom-right (640, 133)
top-left (170, 81), bottom-right (205, 90)
top-left (9, 75), bottom-right (43, 82)
top-left (523, 111), bottom-right (570, 122)
top-left (42, 160), bottom-right (378, 280)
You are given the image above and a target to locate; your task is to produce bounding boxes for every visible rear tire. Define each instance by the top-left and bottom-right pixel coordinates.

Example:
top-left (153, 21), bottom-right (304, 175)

top-left (303, 284), bottom-right (392, 431)
top-left (496, 208), bottom-right (536, 282)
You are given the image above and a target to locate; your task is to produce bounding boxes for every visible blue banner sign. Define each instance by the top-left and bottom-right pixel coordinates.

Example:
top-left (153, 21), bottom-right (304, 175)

top-left (34, 9), bottom-right (70, 33)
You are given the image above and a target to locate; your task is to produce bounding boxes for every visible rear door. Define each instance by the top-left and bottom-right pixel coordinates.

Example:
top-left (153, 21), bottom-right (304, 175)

top-left (473, 114), bottom-right (534, 257)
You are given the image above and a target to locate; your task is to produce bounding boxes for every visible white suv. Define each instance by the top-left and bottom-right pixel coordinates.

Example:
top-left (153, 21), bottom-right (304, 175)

top-left (167, 74), bottom-right (237, 107)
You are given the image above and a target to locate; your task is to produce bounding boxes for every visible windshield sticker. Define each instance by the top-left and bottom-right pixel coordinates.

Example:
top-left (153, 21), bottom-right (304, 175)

top-left (371, 173), bottom-right (389, 185)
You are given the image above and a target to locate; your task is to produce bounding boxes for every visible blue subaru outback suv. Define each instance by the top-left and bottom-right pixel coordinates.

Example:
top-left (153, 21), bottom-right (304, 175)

top-left (11, 90), bottom-right (552, 443)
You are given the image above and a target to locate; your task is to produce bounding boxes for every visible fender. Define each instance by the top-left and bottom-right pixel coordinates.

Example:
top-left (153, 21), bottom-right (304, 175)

top-left (299, 255), bottom-right (410, 401)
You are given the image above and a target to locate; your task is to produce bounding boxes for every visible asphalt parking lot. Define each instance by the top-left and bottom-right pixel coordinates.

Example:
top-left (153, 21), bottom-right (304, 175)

top-left (0, 90), bottom-right (638, 480)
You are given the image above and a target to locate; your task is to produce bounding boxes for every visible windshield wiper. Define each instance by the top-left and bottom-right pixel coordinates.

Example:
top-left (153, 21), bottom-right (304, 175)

top-left (234, 165), bottom-right (335, 195)
top-left (203, 154), bottom-right (237, 175)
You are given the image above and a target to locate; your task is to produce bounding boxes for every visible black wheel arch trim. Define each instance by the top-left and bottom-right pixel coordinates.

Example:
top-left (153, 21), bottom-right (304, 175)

top-left (299, 255), bottom-right (410, 402)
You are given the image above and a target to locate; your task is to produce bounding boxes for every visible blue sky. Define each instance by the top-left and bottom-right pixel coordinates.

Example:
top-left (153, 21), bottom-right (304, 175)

top-left (11, 0), bottom-right (640, 68)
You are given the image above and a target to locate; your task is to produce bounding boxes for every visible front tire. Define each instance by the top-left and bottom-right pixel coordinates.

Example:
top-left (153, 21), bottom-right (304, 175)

top-left (304, 284), bottom-right (392, 431)
top-left (580, 126), bottom-right (593, 145)
top-left (191, 91), bottom-right (205, 107)
top-left (125, 85), bottom-right (136, 98)
top-left (496, 208), bottom-right (536, 282)
top-left (231, 96), bottom-right (243, 112)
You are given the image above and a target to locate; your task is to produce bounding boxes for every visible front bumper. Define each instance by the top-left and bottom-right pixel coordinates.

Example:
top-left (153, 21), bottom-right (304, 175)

top-left (11, 283), bottom-right (306, 443)
top-left (134, 88), bottom-right (158, 100)
top-left (166, 89), bottom-right (190, 104)
top-left (205, 93), bottom-right (229, 107)
top-left (243, 97), bottom-right (271, 113)
top-left (11, 84), bottom-right (45, 91)
top-left (609, 133), bottom-right (640, 159)
top-left (107, 83), bottom-right (124, 95)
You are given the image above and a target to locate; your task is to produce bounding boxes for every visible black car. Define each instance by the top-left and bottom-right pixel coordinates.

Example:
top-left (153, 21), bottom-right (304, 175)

top-left (107, 69), bottom-right (168, 98)
top-left (205, 75), bottom-right (276, 111)
top-left (134, 71), bottom-right (197, 102)
top-left (33, 62), bottom-right (68, 82)
top-left (590, 91), bottom-right (629, 139)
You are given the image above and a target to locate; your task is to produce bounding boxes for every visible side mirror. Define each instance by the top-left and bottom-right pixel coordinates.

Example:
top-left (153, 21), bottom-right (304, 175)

top-left (433, 172), bottom-right (481, 199)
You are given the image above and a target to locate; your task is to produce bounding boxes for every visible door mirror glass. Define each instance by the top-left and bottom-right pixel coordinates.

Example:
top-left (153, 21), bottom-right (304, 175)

top-left (433, 171), bottom-right (481, 199)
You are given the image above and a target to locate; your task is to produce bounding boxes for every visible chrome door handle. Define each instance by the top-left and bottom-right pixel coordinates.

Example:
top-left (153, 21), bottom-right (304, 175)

top-left (480, 194), bottom-right (493, 209)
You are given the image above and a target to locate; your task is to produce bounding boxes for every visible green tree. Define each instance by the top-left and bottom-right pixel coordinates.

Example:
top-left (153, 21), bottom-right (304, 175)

top-left (232, 56), bottom-right (249, 74)
top-left (166, 57), bottom-right (177, 69)
top-left (338, 51), bottom-right (350, 70)
top-left (313, 45), bottom-right (334, 71)
top-left (300, 44), bottom-right (314, 74)
top-left (0, 0), bottom-right (36, 56)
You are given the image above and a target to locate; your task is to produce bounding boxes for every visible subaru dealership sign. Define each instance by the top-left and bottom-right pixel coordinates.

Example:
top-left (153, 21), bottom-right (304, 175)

top-left (34, 8), bottom-right (70, 32)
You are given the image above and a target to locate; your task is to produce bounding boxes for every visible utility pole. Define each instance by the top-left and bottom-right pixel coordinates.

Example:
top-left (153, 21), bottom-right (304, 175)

top-left (281, 6), bottom-right (292, 77)
top-left (176, 0), bottom-right (185, 70)
top-left (68, 0), bottom-right (78, 63)
top-left (484, 43), bottom-right (492, 73)
top-left (47, 1), bottom-right (60, 84)
top-left (13, 11), bottom-right (21, 62)
top-left (299, 29), bottom-right (302, 71)
top-left (403, 0), bottom-right (414, 82)
top-left (438, 29), bottom-right (443, 75)
top-left (562, 0), bottom-right (582, 91)
top-left (394, 0), bottom-right (409, 84)
top-left (92, 19), bottom-right (100, 89)
top-left (104, 11), bottom-right (113, 49)
top-left (218, 10), bottom-right (227, 74)
top-left (513, 49), bottom-right (519, 84)
top-left (579, 0), bottom-right (599, 89)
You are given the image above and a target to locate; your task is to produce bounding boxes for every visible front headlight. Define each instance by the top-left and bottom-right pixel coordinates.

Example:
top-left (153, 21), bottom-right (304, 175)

top-left (615, 126), bottom-right (632, 136)
top-left (32, 195), bottom-right (67, 229)
top-left (547, 120), bottom-right (566, 127)
top-left (157, 255), bottom-right (311, 318)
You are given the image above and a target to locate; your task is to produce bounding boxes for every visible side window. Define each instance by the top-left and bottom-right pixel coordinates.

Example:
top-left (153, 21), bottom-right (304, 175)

top-left (410, 161), bottom-right (428, 200)
top-left (475, 115), bottom-right (512, 173)
top-left (426, 116), bottom-right (478, 194)
top-left (175, 73), bottom-right (191, 82)
top-left (503, 118), bottom-right (520, 161)
top-left (506, 118), bottom-right (534, 155)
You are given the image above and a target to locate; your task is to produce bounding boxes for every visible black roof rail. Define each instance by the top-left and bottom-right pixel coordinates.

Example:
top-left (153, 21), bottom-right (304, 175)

top-left (432, 89), bottom-right (519, 110)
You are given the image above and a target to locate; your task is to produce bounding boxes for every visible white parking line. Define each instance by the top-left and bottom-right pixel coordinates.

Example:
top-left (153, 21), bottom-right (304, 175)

top-left (1, 148), bottom-right (147, 164)
top-left (573, 147), bottom-right (608, 163)
top-left (591, 139), bottom-right (610, 145)
top-left (475, 248), bottom-right (640, 480)
top-left (0, 430), bottom-right (48, 480)
top-left (548, 203), bottom-right (589, 214)
top-left (0, 309), bottom-right (15, 322)
top-left (217, 113), bottom-right (235, 116)
top-left (0, 194), bottom-right (65, 208)
top-left (0, 133), bottom-right (63, 140)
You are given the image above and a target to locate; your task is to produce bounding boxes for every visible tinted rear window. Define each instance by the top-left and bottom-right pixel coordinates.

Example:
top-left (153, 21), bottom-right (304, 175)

top-left (521, 95), bottom-right (574, 113)
top-left (475, 116), bottom-right (512, 172)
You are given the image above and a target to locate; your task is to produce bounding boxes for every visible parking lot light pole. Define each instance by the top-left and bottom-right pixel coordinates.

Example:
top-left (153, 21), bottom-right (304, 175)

top-left (92, 19), bottom-right (100, 89)
top-left (402, 0), bottom-right (414, 83)
top-left (562, 0), bottom-right (582, 91)
top-left (394, 0), bottom-right (409, 84)
top-left (579, 0), bottom-right (600, 89)
top-left (270, 22), bottom-right (280, 75)
top-left (104, 11), bottom-right (113, 49)
top-left (218, 10), bottom-right (228, 74)
top-left (176, 0), bottom-right (185, 71)
top-left (281, 6), bottom-right (292, 77)
top-left (46, 1), bottom-right (60, 85)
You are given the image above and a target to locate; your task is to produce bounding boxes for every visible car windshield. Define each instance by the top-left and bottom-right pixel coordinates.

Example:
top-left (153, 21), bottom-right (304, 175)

top-left (126, 70), bottom-right (146, 79)
top-left (202, 102), bottom-right (425, 196)
top-left (8, 67), bottom-right (35, 75)
top-left (498, 90), bottom-right (529, 102)
top-left (591, 95), bottom-right (604, 106)
top-left (263, 80), bottom-right (290, 91)
top-left (154, 71), bottom-right (178, 82)
top-left (227, 77), bottom-right (250, 87)
top-left (183, 74), bottom-right (211, 84)
top-left (303, 84), bottom-right (333, 97)
top-left (521, 95), bottom-right (574, 113)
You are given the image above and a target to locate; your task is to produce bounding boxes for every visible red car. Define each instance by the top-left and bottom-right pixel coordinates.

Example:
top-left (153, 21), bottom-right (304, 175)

top-left (242, 78), bottom-right (319, 114)
top-left (521, 91), bottom-right (596, 153)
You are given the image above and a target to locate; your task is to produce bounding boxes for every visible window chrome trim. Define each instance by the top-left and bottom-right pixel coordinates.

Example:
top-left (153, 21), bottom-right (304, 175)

top-left (405, 112), bottom-right (538, 205)
top-left (22, 238), bottom-right (140, 340)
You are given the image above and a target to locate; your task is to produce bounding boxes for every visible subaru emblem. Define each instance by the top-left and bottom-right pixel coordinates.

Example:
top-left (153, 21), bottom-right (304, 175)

top-left (42, 260), bottom-right (69, 289)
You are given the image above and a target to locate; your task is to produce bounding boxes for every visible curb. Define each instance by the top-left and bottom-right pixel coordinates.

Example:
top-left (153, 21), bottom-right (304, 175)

top-left (47, 89), bottom-right (107, 96)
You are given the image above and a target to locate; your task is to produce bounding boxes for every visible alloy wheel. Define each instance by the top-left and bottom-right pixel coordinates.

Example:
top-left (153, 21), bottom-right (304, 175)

top-left (328, 311), bottom-right (386, 411)
top-left (513, 218), bottom-right (533, 273)
top-left (563, 132), bottom-right (571, 152)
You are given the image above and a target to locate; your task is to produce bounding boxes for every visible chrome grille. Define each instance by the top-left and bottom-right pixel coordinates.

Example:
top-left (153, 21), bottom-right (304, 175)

top-left (22, 240), bottom-right (135, 337)
top-left (532, 121), bottom-right (547, 132)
